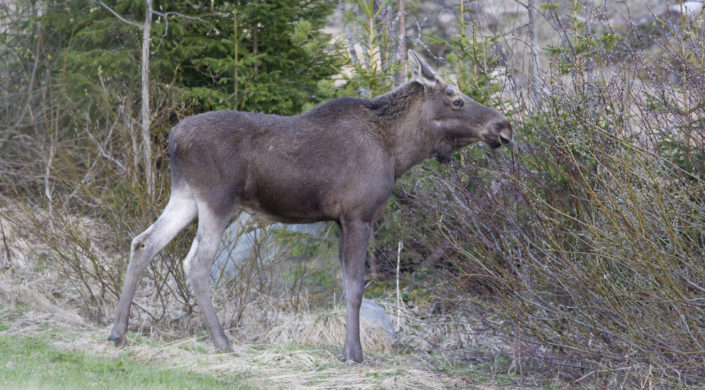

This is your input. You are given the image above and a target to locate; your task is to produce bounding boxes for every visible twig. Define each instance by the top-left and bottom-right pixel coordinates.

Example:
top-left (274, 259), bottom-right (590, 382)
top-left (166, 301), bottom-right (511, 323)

top-left (154, 10), bottom-right (210, 25)
top-left (413, 19), bottom-right (443, 64)
top-left (341, 0), bottom-right (360, 66)
top-left (0, 217), bottom-right (12, 266)
top-left (152, 10), bottom-right (213, 51)
top-left (396, 240), bottom-right (403, 333)
top-left (43, 141), bottom-right (55, 227)
top-left (93, 0), bottom-right (143, 28)
top-left (82, 112), bottom-right (127, 173)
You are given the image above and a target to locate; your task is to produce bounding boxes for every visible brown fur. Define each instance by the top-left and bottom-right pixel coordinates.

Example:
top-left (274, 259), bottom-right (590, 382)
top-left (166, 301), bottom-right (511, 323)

top-left (109, 51), bottom-right (512, 363)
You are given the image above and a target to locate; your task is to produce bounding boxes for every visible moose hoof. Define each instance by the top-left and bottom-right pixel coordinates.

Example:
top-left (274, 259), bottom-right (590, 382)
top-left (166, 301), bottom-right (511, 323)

top-left (341, 352), bottom-right (364, 365)
top-left (214, 340), bottom-right (233, 354)
top-left (342, 345), bottom-right (363, 365)
top-left (344, 359), bottom-right (361, 367)
top-left (108, 332), bottom-right (125, 347)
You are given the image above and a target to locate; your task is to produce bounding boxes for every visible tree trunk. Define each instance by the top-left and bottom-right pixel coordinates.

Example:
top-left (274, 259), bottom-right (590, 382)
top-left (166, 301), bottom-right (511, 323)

top-left (527, 0), bottom-right (540, 98)
top-left (394, 0), bottom-right (406, 86)
top-left (341, 0), bottom-right (360, 66)
top-left (253, 26), bottom-right (259, 74)
top-left (141, 0), bottom-right (154, 197)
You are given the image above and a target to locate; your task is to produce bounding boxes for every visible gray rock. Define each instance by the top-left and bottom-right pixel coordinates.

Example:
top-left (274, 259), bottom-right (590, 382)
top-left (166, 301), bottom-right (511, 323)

top-left (361, 298), bottom-right (396, 340)
top-left (667, 2), bottom-right (704, 17)
top-left (210, 211), bottom-right (329, 281)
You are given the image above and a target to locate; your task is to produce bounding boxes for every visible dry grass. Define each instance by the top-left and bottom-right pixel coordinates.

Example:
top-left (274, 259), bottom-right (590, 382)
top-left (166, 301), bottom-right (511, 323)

top-left (0, 273), bottom-right (87, 331)
top-left (265, 306), bottom-right (393, 354)
top-left (0, 270), bottom-right (505, 389)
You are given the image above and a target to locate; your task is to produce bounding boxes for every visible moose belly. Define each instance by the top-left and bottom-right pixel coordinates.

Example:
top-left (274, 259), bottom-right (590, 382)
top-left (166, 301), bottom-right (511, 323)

top-left (241, 177), bottom-right (341, 224)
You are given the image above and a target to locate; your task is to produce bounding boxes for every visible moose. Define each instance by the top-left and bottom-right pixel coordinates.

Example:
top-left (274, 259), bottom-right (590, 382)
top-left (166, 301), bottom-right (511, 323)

top-left (109, 50), bottom-right (512, 363)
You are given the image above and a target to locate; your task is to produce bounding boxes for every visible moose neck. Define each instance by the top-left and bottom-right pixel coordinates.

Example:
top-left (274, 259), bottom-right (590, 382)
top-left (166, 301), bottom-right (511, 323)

top-left (367, 82), bottom-right (438, 178)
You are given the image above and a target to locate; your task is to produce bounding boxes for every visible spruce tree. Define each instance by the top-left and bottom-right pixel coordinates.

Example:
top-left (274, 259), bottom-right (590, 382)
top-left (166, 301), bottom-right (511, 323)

top-left (36, 0), bottom-right (342, 116)
top-left (154, 0), bottom-right (342, 114)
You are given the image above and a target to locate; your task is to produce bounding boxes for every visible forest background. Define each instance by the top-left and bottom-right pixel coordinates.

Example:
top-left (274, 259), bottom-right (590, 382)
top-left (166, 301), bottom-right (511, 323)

top-left (1, 0), bottom-right (704, 388)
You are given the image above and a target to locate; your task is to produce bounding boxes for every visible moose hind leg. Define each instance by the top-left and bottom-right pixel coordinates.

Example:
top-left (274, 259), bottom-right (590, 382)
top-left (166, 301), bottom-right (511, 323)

top-left (184, 202), bottom-right (237, 353)
top-left (109, 187), bottom-right (197, 345)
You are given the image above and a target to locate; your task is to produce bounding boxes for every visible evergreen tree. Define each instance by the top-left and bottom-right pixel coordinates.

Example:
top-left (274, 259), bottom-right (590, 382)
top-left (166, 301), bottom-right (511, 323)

top-left (40, 0), bottom-right (144, 111)
top-left (154, 0), bottom-right (342, 114)
top-left (36, 0), bottom-right (342, 117)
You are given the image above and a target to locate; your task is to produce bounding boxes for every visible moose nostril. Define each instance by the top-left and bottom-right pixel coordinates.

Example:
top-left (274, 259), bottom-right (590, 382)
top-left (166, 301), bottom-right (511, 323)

top-left (499, 130), bottom-right (511, 145)
top-left (496, 121), bottom-right (512, 145)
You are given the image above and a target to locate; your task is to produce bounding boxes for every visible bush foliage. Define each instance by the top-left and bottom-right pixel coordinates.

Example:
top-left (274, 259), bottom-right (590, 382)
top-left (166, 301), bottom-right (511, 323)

top-left (372, 2), bottom-right (705, 386)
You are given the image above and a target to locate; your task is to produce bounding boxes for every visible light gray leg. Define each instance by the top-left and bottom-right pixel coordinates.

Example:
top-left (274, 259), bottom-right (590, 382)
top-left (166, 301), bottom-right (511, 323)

top-left (339, 217), bottom-right (371, 364)
top-left (184, 202), bottom-right (237, 353)
top-left (110, 187), bottom-right (197, 345)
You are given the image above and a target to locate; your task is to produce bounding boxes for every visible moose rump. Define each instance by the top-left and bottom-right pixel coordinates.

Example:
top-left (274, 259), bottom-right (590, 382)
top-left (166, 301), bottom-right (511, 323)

top-left (109, 50), bottom-right (512, 364)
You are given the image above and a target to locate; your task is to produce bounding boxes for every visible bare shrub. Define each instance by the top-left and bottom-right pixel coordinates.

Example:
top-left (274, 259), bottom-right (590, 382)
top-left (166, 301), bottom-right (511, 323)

top-left (374, 1), bottom-right (705, 386)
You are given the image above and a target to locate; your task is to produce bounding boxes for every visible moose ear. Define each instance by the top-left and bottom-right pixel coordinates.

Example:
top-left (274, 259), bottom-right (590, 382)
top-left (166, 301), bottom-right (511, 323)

top-left (408, 50), bottom-right (438, 89)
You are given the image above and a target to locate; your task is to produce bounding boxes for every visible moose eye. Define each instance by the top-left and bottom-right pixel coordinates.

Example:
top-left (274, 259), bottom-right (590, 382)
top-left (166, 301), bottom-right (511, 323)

top-left (445, 87), bottom-right (454, 96)
top-left (452, 99), bottom-right (464, 108)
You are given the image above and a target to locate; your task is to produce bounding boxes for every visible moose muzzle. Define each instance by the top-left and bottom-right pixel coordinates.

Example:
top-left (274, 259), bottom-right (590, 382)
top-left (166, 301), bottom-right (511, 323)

top-left (484, 119), bottom-right (513, 149)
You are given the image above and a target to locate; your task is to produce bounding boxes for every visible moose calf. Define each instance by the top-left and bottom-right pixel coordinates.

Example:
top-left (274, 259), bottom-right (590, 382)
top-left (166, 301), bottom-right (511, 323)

top-left (109, 50), bottom-right (512, 363)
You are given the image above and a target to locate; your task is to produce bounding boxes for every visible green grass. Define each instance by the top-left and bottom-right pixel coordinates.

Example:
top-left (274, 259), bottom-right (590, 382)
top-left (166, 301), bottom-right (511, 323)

top-left (0, 333), bottom-right (253, 390)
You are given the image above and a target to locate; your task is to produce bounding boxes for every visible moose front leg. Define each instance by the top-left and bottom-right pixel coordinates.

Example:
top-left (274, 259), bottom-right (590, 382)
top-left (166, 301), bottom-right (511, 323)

top-left (339, 217), bottom-right (371, 364)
